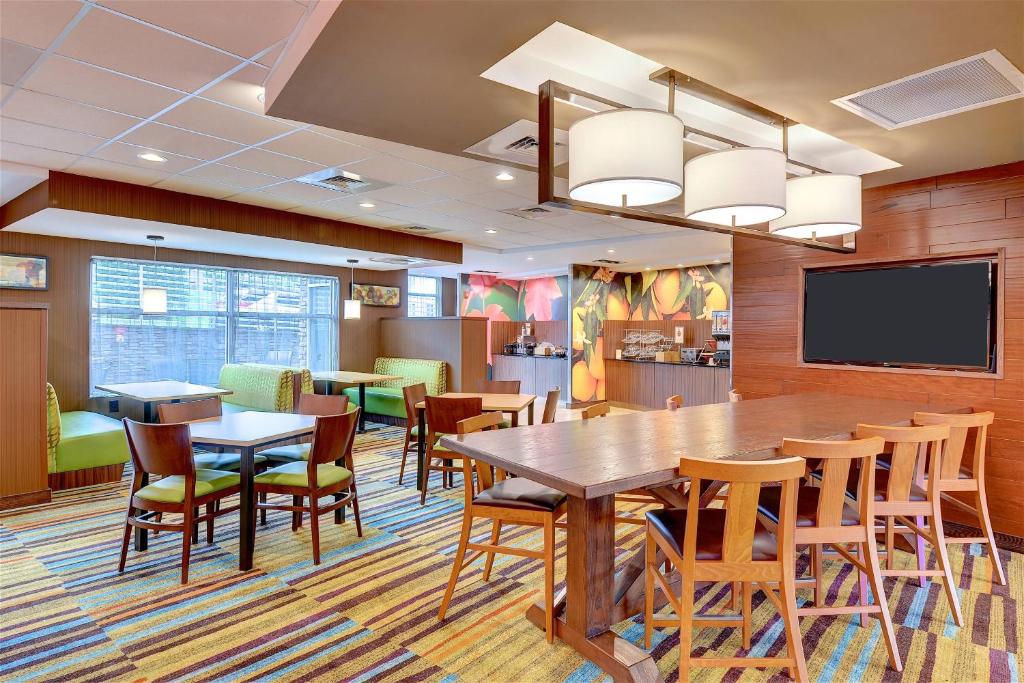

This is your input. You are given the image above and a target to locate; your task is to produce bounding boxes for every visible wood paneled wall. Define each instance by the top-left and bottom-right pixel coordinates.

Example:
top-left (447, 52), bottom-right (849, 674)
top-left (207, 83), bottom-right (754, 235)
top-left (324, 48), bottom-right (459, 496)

top-left (379, 317), bottom-right (488, 392)
top-left (441, 277), bottom-right (458, 316)
top-left (489, 320), bottom-right (569, 354)
top-left (604, 360), bottom-right (730, 409)
top-left (732, 161), bottom-right (1024, 536)
top-left (0, 232), bottom-right (404, 413)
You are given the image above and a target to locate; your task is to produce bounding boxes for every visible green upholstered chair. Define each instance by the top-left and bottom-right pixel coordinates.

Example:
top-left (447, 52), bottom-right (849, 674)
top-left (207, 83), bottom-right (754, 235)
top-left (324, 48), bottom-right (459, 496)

top-left (157, 398), bottom-right (267, 472)
top-left (45, 384), bottom-right (130, 482)
top-left (217, 364), bottom-right (295, 414)
top-left (342, 357), bottom-right (447, 420)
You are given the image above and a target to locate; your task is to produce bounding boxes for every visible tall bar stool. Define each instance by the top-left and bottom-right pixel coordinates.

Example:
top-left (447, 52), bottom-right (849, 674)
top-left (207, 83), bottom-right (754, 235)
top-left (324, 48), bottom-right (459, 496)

top-left (644, 455), bottom-right (809, 682)
top-left (437, 411), bottom-right (567, 642)
top-left (855, 422), bottom-right (963, 626)
top-left (913, 411), bottom-right (1004, 585)
top-left (399, 383), bottom-right (428, 485)
top-left (420, 396), bottom-right (482, 504)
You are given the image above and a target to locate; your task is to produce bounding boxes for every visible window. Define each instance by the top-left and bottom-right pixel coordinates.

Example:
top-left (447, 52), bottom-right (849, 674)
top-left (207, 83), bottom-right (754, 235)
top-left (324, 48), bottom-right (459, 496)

top-left (90, 258), bottom-right (338, 390)
top-left (408, 275), bottom-right (441, 317)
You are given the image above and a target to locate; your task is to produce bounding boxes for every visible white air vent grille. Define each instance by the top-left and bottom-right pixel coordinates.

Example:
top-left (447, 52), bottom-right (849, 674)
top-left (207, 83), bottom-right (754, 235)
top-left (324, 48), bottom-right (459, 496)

top-left (499, 205), bottom-right (565, 220)
top-left (832, 50), bottom-right (1024, 129)
top-left (369, 256), bottom-right (424, 265)
top-left (465, 119), bottom-right (568, 167)
top-left (295, 168), bottom-right (388, 194)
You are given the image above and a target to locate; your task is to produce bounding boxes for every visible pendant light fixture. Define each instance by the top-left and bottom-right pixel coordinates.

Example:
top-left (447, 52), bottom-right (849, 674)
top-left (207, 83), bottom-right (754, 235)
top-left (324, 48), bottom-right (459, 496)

top-left (683, 147), bottom-right (788, 226)
top-left (343, 259), bottom-right (361, 320)
top-left (769, 174), bottom-right (862, 238)
top-left (140, 235), bottom-right (167, 314)
top-left (568, 108), bottom-right (685, 207)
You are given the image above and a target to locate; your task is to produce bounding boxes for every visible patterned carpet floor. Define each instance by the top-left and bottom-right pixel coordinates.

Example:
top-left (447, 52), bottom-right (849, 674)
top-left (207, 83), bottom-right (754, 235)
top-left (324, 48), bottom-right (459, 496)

top-left (1, 425), bottom-right (1019, 682)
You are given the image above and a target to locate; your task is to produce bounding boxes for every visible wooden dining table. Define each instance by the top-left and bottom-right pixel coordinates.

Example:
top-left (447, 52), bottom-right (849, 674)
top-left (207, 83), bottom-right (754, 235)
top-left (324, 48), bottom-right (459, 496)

top-left (95, 380), bottom-right (232, 422)
top-left (439, 393), bottom-right (968, 683)
top-left (311, 370), bottom-right (401, 433)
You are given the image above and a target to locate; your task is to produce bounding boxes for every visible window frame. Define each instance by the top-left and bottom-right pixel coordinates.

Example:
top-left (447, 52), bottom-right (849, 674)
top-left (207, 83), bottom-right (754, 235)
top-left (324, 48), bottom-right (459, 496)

top-left (407, 274), bottom-right (442, 318)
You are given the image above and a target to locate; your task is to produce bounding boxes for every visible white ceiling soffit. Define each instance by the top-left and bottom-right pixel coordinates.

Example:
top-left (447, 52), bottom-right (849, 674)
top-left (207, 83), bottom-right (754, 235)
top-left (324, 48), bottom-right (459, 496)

top-left (0, 161), bottom-right (47, 204)
top-left (832, 50), bottom-right (1024, 130)
top-left (5, 208), bottom-right (453, 271)
top-left (481, 22), bottom-right (901, 176)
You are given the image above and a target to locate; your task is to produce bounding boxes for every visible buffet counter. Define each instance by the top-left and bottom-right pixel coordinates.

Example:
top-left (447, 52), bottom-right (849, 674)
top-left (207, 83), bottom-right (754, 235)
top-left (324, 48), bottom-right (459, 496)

top-left (492, 353), bottom-right (567, 395)
top-left (603, 358), bottom-right (730, 409)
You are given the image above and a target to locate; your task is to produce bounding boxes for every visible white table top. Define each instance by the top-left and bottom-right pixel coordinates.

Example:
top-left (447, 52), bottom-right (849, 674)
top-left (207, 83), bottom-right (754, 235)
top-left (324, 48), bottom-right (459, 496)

top-left (311, 371), bottom-right (402, 384)
top-left (187, 411), bottom-right (315, 447)
top-left (95, 381), bottom-right (232, 402)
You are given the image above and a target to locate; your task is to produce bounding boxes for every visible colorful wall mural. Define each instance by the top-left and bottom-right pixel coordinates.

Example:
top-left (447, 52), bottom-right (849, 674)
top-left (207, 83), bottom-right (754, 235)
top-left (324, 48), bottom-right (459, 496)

top-left (570, 263), bottom-right (732, 402)
top-left (461, 274), bottom-right (569, 363)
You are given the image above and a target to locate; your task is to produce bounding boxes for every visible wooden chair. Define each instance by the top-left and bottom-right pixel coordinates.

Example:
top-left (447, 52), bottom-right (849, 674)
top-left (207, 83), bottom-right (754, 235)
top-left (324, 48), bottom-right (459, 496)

top-left (729, 390), bottom-right (743, 402)
top-left (913, 411), bottom-right (1004, 585)
top-left (758, 436), bottom-right (903, 671)
top-left (259, 394), bottom-right (350, 465)
top-left (480, 379), bottom-right (521, 394)
top-left (666, 394), bottom-right (683, 410)
top-left (254, 408), bottom-right (362, 565)
top-left (541, 387), bottom-right (560, 424)
top-left (644, 455), bottom-right (808, 682)
top-left (580, 401), bottom-right (610, 419)
top-left (118, 419), bottom-right (241, 584)
top-left (855, 422), bottom-right (963, 626)
top-left (437, 411), bottom-right (567, 642)
top-left (158, 397), bottom-right (267, 472)
top-left (399, 383), bottom-right (428, 485)
top-left (421, 396), bottom-right (483, 505)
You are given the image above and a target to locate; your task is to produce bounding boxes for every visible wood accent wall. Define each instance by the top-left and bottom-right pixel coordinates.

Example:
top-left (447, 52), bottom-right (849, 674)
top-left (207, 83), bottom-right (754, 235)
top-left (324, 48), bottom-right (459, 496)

top-left (489, 320), bottom-right (569, 354)
top-left (732, 161), bottom-right (1024, 536)
top-left (604, 361), bottom-right (730, 409)
top-left (0, 232), bottom-right (404, 414)
top-left (379, 317), bottom-right (488, 392)
top-left (601, 320), bottom-right (713, 358)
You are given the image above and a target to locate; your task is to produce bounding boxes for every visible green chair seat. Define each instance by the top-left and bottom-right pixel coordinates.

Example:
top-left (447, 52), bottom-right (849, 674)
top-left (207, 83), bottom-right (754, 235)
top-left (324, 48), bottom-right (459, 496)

top-left (254, 461), bottom-right (352, 489)
top-left (193, 450), bottom-right (267, 471)
top-left (54, 411), bottom-right (130, 473)
top-left (135, 469), bottom-right (240, 504)
top-left (259, 443), bottom-right (311, 463)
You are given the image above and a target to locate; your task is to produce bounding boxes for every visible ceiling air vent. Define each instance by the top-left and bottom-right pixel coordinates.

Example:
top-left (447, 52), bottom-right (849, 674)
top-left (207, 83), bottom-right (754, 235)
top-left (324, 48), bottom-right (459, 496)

top-left (295, 168), bottom-right (387, 194)
top-left (464, 119), bottom-right (568, 167)
top-left (389, 225), bottom-right (448, 236)
top-left (499, 205), bottom-right (566, 220)
top-left (832, 50), bottom-right (1024, 130)
top-left (593, 258), bottom-right (622, 265)
top-left (474, 269), bottom-right (501, 274)
top-left (369, 256), bottom-right (424, 265)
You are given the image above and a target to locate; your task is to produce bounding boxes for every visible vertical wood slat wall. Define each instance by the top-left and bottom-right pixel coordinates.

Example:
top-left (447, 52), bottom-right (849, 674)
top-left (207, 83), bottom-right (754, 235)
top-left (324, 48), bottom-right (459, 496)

top-left (732, 161), bottom-right (1024, 536)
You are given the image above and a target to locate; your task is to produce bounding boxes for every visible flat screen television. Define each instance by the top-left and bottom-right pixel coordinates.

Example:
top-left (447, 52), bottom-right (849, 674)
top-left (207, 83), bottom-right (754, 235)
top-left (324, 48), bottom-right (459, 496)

top-left (802, 259), bottom-right (996, 371)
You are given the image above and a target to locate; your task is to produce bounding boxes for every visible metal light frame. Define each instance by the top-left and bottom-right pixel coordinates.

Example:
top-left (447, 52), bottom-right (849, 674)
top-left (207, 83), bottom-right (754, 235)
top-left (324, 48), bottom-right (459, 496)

top-left (536, 72), bottom-right (857, 254)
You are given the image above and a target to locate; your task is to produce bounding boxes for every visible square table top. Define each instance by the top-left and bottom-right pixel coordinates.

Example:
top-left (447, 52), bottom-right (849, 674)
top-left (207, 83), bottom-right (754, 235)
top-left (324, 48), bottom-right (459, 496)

top-left (187, 411), bottom-right (316, 448)
top-left (95, 380), bottom-right (232, 402)
top-left (311, 371), bottom-right (402, 384)
top-left (439, 393), bottom-right (968, 499)
top-left (415, 392), bottom-right (537, 413)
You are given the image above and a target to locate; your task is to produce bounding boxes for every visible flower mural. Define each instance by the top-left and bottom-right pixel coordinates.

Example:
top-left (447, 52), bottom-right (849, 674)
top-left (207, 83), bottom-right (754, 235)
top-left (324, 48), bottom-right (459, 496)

top-left (569, 263), bottom-right (731, 402)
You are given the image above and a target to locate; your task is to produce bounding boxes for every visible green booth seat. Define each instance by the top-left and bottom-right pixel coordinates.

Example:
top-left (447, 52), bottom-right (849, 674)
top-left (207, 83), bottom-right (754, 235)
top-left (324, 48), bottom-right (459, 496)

top-left (342, 357), bottom-right (447, 421)
top-left (217, 364), bottom-right (296, 413)
top-left (46, 384), bottom-right (130, 476)
top-left (341, 387), bottom-right (406, 419)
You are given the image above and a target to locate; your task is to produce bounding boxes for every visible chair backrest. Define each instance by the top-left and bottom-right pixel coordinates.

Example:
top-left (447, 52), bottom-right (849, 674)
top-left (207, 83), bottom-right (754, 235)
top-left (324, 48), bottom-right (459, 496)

top-left (455, 411), bottom-right (504, 499)
top-left (402, 382), bottom-right (428, 422)
top-left (913, 411), bottom-right (994, 482)
top-left (425, 396), bottom-right (483, 435)
top-left (158, 397), bottom-right (222, 423)
top-left (542, 387), bottom-right (560, 424)
top-left (297, 393), bottom-right (349, 416)
top-left (781, 436), bottom-right (885, 528)
top-left (481, 379), bottom-right (520, 394)
top-left (679, 455), bottom-right (805, 564)
top-left (729, 390), bottom-right (743, 402)
top-left (123, 418), bottom-right (195, 477)
top-left (666, 394), bottom-right (683, 410)
top-left (372, 357), bottom-right (447, 395)
top-left (307, 408), bottom-right (360, 468)
top-left (581, 402), bottom-right (610, 420)
top-left (855, 423), bottom-right (950, 502)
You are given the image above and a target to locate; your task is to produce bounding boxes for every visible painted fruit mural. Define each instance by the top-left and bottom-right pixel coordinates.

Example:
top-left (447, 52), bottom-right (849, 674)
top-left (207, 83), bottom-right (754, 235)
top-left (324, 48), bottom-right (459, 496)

top-left (570, 263), bottom-right (731, 402)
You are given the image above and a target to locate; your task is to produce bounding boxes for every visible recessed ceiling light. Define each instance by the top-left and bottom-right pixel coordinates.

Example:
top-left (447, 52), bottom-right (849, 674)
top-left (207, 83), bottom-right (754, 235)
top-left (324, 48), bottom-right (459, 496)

top-left (645, 266), bottom-right (652, 270)
top-left (359, 202), bottom-right (375, 208)
top-left (256, 89), bottom-right (266, 104)
top-left (714, 258), bottom-right (722, 263)
top-left (526, 256), bottom-right (535, 261)
top-left (496, 171), bottom-right (514, 181)
top-left (676, 263), bottom-right (684, 267)
top-left (137, 152), bottom-right (166, 163)
top-left (485, 229), bottom-right (498, 234)
top-left (607, 249), bottom-right (616, 253)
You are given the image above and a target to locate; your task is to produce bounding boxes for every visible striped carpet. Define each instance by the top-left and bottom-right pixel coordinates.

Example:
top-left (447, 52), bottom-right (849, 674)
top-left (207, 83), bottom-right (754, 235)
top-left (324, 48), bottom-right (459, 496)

top-left (1, 425), bottom-right (1019, 682)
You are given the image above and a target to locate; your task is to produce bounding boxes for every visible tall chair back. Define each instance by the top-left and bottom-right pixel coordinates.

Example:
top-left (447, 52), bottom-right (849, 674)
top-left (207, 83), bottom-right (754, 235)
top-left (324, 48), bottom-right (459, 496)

top-left (783, 436), bottom-right (884, 528)
top-left (913, 411), bottom-right (994, 481)
top-left (402, 382), bottom-right (428, 422)
top-left (581, 401), bottom-right (609, 420)
top-left (307, 408), bottom-right (360, 467)
top-left (481, 379), bottom-right (520, 394)
top-left (158, 397), bottom-right (221, 423)
top-left (855, 423), bottom-right (950, 502)
top-left (541, 387), bottom-right (560, 424)
top-left (297, 393), bottom-right (349, 416)
top-left (123, 419), bottom-right (195, 477)
top-left (425, 396), bottom-right (483, 435)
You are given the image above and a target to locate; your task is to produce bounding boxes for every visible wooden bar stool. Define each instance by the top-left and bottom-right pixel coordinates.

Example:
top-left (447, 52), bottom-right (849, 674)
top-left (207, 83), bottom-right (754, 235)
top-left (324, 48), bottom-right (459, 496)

top-left (118, 419), bottom-right (241, 584)
top-left (253, 408), bottom-right (362, 565)
top-left (541, 387), bottom-right (560, 424)
top-left (758, 436), bottom-right (903, 671)
top-left (644, 455), bottom-right (808, 682)
top-left (421, 396), bottom-right (483, 504)
top-left (855, 422), bottom-right (963, 626)
top-left (913, 411), bottom-right (1004, 585)
top-left (437, 411), bottom-right (567, 642)
top-left (399, 383), bottom-right (428, 484)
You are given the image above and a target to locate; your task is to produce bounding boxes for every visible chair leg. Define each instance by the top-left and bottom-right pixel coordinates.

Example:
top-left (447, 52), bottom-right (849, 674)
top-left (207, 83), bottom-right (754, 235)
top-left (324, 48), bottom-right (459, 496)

top-left (206, 502), bottom-right (215, 544)
top-left (976, 488), bottom-right (1006, 585)
top-left (864, 540), bottom-right (903, 671)
top-left (309, 495), bottom-right (321, 565)
top-left (292, 495), bottom-right (302, 531)
top-left (191, 506), bottom-right (200, 545)
top-left (420, 460), bottom-right (432, 506)
top-left (438, 510), bottom-right (473, 621)
top-left (811, 544), bottom-right (823, 607)
top-left (181, 506), bottom-right (194, 584)
top-left (118, 510), bottom-right (133, 573)
top-left (644, 531), bottom-right (656, 649)
top-left (885, 516), bottom-right (895, 571)
top-left (260, 492), bottom-right (267, 527)
top-left (677, 575), bottom-right (695, 681)
top-left (928, 506), bottom-right (963, 627)
top-left (742, 582), bottom-right (752, 650)
top-left (482, 519), bottom-right (502, 581)
top-left (398, 430), bottom-right (411, 484)
top-left (350, 485), bottom-right (363, 538)
top-left (543, 517), bottom-right (555, 643)
top-left (914, 515), bottom-right (929, 588)
top-left (730, 581), bottom-right (739, 610)
top-left (778, 570), bottom-right (808, 683)
top-left (856, 541), bottom-right (870, 628)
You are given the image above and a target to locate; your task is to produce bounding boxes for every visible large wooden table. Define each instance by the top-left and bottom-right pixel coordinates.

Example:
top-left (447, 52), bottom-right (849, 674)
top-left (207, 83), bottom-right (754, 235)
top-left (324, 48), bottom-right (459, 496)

top-left (439, 394), bottom-right (967, 682)
top-left (96, 380), bottom-right (231, 422)
top-left (311, 371), bottom-right (401, 433)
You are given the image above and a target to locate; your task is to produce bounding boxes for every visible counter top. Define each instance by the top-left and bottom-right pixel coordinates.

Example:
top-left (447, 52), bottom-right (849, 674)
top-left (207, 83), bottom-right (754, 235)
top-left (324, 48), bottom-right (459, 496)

top-left (608, 357), bottom-right (729, 369)
top-left (495, 353), bottom-right (568, 361)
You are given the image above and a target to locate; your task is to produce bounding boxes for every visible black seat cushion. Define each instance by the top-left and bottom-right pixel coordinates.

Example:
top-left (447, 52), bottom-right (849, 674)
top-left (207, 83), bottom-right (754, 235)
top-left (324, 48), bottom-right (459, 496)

top-left (758, 484), bottom-right (861, 528)
top-left (645, 508), bottom-right (778, 561)
top-left (474, 478), bottom-right (567, 512)
top-left (809, 468), bottom-right (927, 502)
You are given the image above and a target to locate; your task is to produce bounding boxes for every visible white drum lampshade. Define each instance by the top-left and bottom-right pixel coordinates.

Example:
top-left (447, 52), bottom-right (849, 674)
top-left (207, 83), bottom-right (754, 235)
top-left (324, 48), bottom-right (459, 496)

top-left (343, 298), bottom-right (361, 320)
top-left (568, 109), bottom-right (684, 207)
top-left (769, 174), bottom-right (862, 238)
top-left (684, 147), bottom-right (787, 225)
top-left (140, 286), bottom-right (167, 314)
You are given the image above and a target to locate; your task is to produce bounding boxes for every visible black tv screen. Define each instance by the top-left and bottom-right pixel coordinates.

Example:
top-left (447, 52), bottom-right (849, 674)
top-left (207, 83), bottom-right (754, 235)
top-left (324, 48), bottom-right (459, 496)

top-left (802, 260), bottom-right (995, 371)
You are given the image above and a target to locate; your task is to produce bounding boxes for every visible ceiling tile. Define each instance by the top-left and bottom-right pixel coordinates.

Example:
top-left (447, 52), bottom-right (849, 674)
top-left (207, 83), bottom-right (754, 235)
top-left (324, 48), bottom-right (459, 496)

top-left (198, 63), bottom-right (266, 114)
top-left (460, 190), bottom-right (531, 211)
top-left (90, 141), bottom-right (203, 174)
top-left (226, 190), bottom-right (302, 210)
top-left (1, 89), bottom-right (141, 137)
top-left (410, 173), bottom-right (494, 198)
top-left (22, 55), bottom-right (183, 118)
top-left (182, 162), bottom-right (278, 190)
top-left (357, 185), bottom-right (446, 208)
top-left (255, 43), bottom-right (284, 68)
top-left (97, 1), bottom-right (306, 59)
top-left (57, 9), bottom-right (241, 91)
top-left (157, 97), bottom-right (295, 145)
top-left (0, 1), bottom-right (82, 50)
top-left (256, 181), bottom-right (343, 205)
top-left (260, 129), bottom-right (372, 168)
top-left (314, 125), bottom-right (490, 175)
top-left (120, 123), bottom-right (243, 160)
top-left (313, 196), bottom-right (403, 217)
top-left (1, 40), bottom-right (41, 86)
top-left (0, 140), bottom-right (79, 170)
top-left (67, 156), bottom-right (171, 185)
top-left (429, 199), bottom-right (531, 228)
top-left (220, 147), bottom-right (321, 179)
top-left (349, 214), bottom-right (411, 229)
top-left (154, 176), bottom-right (239, 199)
top-left (289, 202), bottom-right (356, 221)
top-left (341, 154), bottom-right (443, 185)
top-left (0, 117), bottom-right (105, 155)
